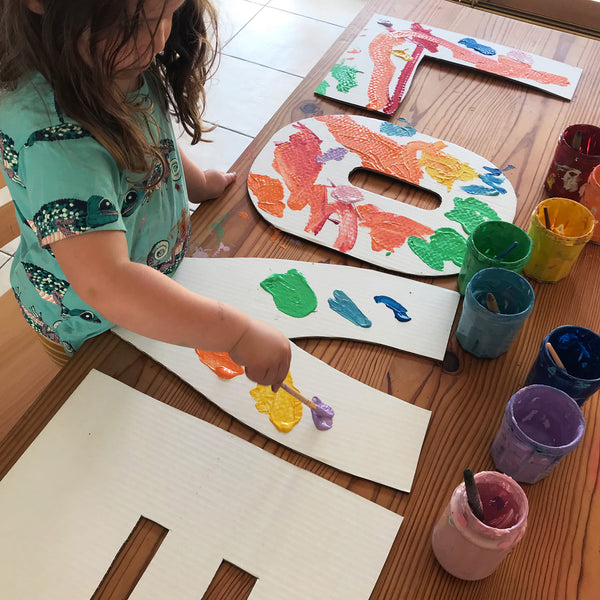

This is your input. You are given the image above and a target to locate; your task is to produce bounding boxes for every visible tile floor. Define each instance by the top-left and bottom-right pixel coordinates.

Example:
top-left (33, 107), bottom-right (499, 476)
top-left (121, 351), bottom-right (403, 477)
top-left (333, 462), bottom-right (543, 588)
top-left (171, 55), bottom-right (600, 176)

top-left (0, 0), bottom-right (366, 295)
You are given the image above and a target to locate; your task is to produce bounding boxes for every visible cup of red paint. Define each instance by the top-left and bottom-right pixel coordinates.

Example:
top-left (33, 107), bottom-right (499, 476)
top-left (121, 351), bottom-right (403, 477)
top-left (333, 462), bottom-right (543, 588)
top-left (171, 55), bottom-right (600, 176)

top-left (431, 471), bottom-right (528, 580)
top-left (490, 385), bottom-right (585, 484)
top-left (545, 124), bottom-right (600, 201)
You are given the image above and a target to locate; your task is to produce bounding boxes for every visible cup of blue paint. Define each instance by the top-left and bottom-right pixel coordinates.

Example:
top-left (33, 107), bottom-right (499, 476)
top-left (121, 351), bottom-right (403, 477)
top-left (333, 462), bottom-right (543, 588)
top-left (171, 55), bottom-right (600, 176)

top-left (490, 385), bottom-right (585, 484)
top-left (456, 268), bottom-right (534, 359)
top-left (457, 221), bottom-right (532, 295)
top-left (524, 325), bottom-right (600, 406)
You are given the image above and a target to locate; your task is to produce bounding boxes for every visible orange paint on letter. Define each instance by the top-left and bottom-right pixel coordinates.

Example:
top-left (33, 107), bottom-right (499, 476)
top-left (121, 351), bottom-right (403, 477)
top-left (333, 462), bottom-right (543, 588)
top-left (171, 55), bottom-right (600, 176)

top-left (248, 173), bottom-right (286, 217)
top-left (195, 349), bottom-right (245, 379)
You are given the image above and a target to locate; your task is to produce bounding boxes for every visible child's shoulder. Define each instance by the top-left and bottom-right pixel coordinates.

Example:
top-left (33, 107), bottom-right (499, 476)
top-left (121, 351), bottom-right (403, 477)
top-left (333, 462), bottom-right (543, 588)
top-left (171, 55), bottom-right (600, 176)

top-left (0, 72), bottom-right (86, 150)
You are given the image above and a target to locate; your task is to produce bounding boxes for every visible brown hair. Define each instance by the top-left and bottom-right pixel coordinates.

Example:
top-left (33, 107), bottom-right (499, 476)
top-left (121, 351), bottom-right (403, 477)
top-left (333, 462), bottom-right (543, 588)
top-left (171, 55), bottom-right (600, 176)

top-left (0, 0), bottom-right (218, 175)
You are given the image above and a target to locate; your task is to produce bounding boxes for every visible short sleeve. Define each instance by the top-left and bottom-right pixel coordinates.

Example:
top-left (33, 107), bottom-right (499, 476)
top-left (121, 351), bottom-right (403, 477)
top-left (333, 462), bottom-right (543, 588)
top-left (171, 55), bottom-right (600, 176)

top-left (20, 130), bottom-right (127, 249)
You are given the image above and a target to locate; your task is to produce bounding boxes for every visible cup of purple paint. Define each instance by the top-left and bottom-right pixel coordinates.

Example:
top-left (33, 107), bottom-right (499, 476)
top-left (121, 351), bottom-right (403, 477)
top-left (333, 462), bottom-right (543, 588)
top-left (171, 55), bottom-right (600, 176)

top-left (490, 385), bottom-right (585, 484)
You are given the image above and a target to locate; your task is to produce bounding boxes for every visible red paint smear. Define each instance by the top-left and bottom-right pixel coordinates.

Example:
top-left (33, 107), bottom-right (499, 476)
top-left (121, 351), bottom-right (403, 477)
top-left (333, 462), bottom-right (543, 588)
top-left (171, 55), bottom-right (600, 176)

top-left (248, 173), bottom-right (286, 217)
top-left (195, 349), bottom-right (245, 379)
top-left (357, 204), bottom-right (434, 251)
top-left (272, 122), bottom-right (330, 234)
top-left (367, 21), bottom-right (570, 113)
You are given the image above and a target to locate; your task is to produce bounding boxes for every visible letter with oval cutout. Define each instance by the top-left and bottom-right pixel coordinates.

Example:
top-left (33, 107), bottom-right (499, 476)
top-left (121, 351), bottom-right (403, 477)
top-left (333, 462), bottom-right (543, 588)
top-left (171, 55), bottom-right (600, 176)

top-left (248, 115), bottom-right (517, 276)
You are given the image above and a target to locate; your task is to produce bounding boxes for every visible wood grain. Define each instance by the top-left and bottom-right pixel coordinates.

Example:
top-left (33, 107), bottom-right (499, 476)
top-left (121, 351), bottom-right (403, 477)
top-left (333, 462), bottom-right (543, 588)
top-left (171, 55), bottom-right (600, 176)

top-left (1, 1), bottom-right (599, 598)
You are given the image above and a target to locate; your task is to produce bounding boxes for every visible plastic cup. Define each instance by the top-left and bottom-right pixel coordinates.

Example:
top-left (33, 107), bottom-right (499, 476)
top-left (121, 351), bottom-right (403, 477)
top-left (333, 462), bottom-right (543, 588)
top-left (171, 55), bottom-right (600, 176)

top-left (490, 385), bottom-right (585, 484)
top-left (456, 268), bottom-right (535, 359)
top-left (579, 164), bottom-right (600, 244)
top-left (523, 197), bottom-right (594, 283)
top-left (457, 221), bottom-right (532, 295)
top-left (431, 471), bottom-right (528, 580)
top-left (544, 123), bottom-right (600, 201)
top-left (524, 325), bottom-right (600, 406)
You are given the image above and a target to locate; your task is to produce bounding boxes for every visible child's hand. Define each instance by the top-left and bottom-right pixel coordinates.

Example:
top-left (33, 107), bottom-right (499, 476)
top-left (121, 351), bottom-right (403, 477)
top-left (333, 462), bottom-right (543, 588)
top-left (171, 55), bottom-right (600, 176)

top-left (229, 318), bottom-right (291, 388)
top-left (191, 169), bottom-right (236, 203)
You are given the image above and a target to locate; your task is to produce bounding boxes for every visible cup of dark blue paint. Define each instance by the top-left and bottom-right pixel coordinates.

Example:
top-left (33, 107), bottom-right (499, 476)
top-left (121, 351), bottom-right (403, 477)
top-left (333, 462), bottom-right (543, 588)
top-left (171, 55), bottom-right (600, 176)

top-left (490, 385), bottom-right (585, 484)
top-left (524, 326), bottom-right (600, 406)
top-left (456, 268), bottom-right (535, 359)
top-left (457, 221), bottom-right (532, 295)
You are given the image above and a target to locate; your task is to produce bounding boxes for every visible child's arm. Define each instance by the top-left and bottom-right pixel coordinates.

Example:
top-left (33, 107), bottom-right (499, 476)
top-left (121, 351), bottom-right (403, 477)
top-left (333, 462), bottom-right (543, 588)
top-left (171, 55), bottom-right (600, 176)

top-left (51, 230), bottom-right (291, 386)
top-left (178, 144), bottom-right (236, 203)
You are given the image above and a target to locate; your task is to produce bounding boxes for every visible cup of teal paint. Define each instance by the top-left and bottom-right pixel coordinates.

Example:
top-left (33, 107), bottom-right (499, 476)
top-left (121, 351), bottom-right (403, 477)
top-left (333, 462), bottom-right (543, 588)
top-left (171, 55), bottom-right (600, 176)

top-left (457, 221), bottom-right (532, 295)
top-left (456, 268), bottom-right (535, 359)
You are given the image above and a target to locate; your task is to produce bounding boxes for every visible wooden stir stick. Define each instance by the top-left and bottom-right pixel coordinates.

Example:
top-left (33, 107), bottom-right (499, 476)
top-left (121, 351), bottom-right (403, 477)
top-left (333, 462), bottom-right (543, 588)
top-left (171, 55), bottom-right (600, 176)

top-left (546, 342), bottom-right (566, 371)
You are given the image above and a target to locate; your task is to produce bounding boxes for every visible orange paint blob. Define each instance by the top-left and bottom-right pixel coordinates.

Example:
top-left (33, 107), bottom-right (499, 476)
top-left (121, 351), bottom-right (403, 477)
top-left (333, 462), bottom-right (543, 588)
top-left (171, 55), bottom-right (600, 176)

top-left (247, 173), bottom-right (286, 217)
top-left (195, 349), bottom-right (245, 379)
top-left (357, 204), bottom-right (434, 251)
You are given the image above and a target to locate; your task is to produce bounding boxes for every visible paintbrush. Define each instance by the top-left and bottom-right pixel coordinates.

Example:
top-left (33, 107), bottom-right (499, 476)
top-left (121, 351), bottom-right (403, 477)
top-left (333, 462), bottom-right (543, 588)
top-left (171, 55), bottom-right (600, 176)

top-left (463, 469), bottom-right (485, 522)
top-left (493, 241), bottom-right (519, 261)
top-left (546, 342), bottom-right (567, 371)
top-left (280, 383), bottom-right (335, 430)
top-left (486, 292), bottom-right (499, 313)
top-left (572, 130), bottom-right (582, 152)
top-left (543, 206), bottom-right (552, 230)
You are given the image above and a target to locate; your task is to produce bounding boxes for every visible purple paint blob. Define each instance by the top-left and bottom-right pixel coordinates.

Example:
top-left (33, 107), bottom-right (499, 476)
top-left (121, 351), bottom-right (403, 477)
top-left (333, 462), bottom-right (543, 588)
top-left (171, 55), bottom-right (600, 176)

top-left (311, 396), bottom-right (334, 430)
top-left (316, 146), bottom-right (348, 163)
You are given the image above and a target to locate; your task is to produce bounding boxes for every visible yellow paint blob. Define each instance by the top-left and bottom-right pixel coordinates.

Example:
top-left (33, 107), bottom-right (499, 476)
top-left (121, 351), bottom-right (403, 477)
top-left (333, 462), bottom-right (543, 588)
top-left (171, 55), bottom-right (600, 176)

top-left (418, 149), bottom-right (478, 191)
top-left (250, 373), bottom-right (303, 433)
top-left (391, 48), bottom-right (414, 61)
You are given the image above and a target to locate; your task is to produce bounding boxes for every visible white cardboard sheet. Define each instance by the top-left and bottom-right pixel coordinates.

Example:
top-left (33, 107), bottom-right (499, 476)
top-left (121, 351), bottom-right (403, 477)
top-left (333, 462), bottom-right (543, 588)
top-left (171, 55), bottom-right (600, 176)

top-left (248, 115), bottom-right (517, 276)
top-left (0, 371), bottom-right (403, 600)
top-left (115, 329), bottom-right (431, 493)
top-left (316, 14), bottom-right (582, 113)
top-left (171, 257), bottom-right (459, 361)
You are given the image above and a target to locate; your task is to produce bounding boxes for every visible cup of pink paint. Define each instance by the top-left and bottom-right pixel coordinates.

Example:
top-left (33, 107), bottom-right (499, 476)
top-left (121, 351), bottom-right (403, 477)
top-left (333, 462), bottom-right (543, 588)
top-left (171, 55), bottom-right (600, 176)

top-left (431, 471), bottom-right (528, 580)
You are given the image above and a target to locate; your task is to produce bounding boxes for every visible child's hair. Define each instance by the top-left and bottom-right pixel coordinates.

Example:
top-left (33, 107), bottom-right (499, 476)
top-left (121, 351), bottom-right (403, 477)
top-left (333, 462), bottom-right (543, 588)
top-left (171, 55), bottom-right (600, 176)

top-left (0, 0), bottom-right (218, 175)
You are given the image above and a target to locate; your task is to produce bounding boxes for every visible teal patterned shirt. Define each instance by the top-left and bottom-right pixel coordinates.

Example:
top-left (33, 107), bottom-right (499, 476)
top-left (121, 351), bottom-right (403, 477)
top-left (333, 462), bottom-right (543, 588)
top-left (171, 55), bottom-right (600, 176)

top-left (0, 72), bottom-right (190, 353)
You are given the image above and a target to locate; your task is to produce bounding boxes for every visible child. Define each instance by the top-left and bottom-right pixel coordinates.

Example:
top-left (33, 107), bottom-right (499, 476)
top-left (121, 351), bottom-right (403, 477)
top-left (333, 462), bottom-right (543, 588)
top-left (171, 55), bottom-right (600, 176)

top-left (0, 0), bottom-right (291, 387)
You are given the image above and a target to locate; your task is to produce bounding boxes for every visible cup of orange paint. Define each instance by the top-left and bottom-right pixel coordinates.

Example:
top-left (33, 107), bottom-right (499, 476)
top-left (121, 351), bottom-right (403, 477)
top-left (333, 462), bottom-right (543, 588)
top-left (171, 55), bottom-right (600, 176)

top-left (580, 164), bottom-right (600, 244)
top-left (545, 124), bottom-right (600, 201)
top-left (523, 198), bottom-right (594, 283)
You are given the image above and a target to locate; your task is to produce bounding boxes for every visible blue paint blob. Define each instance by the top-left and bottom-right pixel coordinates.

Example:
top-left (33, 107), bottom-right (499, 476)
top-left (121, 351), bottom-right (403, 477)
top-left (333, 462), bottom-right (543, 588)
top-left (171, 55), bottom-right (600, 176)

top-left (328, 290), bottom-right (372, 328)
top-left (483, 166), bottom-right (503, 176)
top-left (458, 37), bottom-right (496, 56)
top-left (380, 121), bottom-right (417, 137)
top-left (374, 295), bottom-right (411, 322)
top-left (461, 185), bottom-right (500, 196)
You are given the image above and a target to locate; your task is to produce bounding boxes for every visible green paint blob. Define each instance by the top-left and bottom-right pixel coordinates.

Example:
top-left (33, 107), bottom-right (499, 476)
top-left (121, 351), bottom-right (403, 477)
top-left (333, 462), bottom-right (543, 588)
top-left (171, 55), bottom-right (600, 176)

top-left (315, 80), bottom-right (330, 95)
top-left (408, 228), bottom-right (467, 271)
top-left (260, 269), bottom-right (318, 318)
top-left (444, 197), bottom-right (500, 235)
top-left (330, 63), bottom-right (363, 93)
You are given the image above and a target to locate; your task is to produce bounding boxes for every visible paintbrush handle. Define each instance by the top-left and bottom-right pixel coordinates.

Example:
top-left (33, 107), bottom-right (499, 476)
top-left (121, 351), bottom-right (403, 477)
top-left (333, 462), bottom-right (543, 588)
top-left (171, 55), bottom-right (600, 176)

top-left (280, 383), bottom-right (317, 410)
top-left (486, 292), bottom-right (499, 313)
top-left (546, 342), bottom-right (566, 371)
top-left (463, 469), bottom-right (485, 522)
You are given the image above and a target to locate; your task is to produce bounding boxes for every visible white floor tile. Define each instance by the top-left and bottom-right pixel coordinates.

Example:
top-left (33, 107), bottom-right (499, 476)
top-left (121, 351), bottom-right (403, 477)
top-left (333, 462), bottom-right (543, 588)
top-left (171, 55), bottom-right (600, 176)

top-left (203, 54), bottom-right (301, 136)
top-left (269, 0), bottom-right (366, 27)
top-left (175, 120), bottom-right (253, 172)
top-left (214, 0), bottom-right (264, 47)
top-left (223, 7), bottom-right (343, 77)
top-left (0, 256), bottom-right (12, 296)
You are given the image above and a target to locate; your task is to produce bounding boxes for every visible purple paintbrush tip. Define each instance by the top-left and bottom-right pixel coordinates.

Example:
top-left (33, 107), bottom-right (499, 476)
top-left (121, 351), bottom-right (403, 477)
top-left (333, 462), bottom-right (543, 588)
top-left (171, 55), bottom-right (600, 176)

top-left (311, 396), bottom-right (335, 430)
